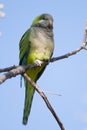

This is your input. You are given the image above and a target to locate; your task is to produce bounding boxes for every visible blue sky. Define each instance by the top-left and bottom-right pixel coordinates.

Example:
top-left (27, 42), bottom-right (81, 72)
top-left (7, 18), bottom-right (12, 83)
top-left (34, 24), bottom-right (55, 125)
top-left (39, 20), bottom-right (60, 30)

top-left (0, 0), bottom-right (87, 130)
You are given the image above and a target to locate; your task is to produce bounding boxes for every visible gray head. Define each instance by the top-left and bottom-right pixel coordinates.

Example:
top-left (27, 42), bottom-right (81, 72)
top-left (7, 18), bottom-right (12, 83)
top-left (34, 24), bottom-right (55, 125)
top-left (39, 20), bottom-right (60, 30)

top-left (31, 13), bottom-right (53, 30)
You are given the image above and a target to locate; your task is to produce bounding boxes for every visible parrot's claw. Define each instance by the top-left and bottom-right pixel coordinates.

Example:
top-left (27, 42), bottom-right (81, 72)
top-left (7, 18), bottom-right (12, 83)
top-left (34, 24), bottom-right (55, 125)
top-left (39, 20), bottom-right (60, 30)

top-left (34, 60), bottom-right (43, 66)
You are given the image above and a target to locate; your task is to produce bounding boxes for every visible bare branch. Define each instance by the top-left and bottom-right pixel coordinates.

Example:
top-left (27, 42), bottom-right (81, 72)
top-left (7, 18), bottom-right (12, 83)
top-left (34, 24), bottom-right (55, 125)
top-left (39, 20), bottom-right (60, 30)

top-left (50, 46), bottom-right (85, 62)
top-left (23, 73), bottom-right (65, 130)
top-left (0, 65), bottom-right (17, 72)
top-left (0, 66), bottom-right (25, 84)
top-left (0, 44), bottom-right (87, 84)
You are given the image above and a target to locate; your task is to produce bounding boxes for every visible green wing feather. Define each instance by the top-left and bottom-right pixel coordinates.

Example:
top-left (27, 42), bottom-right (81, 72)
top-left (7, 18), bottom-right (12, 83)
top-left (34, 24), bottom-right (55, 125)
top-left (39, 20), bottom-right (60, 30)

top-left (19, 29), bottom-right (35, 125)
top-left (19, 29), bottom-right (30, 65)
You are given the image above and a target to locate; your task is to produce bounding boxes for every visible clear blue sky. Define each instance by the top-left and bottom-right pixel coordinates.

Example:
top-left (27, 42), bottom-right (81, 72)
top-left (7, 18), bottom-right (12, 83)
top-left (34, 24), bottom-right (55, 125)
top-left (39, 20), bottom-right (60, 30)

top-left (0, 1), bottom-right (87, 130)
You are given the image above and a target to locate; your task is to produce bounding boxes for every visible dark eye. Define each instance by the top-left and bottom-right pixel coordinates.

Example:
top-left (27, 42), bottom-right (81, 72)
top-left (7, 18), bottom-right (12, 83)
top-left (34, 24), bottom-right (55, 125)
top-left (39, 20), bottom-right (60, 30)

top-left (42, 17), bottom-right (45, 20)
top-left (41, 16), bottom-right (47, 20)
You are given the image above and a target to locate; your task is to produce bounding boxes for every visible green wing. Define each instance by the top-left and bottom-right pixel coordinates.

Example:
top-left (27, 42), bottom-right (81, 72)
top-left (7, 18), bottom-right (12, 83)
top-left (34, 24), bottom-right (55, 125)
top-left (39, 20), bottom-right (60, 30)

top-left (19, 28), bottom-right (43, 125)
top-left (19, 29), bottom-right (30, 65)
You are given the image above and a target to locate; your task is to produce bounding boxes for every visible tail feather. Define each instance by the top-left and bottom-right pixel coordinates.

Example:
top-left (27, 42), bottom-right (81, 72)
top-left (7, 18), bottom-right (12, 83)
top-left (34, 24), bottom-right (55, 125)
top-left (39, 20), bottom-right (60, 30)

top-left (23, 80), bottom-right (35, 125)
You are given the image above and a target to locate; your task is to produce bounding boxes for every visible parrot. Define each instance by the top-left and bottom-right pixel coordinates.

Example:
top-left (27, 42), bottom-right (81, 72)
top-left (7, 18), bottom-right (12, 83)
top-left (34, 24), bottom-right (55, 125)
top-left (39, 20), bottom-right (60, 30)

top-left (19, 13), bottom-right (54, 125)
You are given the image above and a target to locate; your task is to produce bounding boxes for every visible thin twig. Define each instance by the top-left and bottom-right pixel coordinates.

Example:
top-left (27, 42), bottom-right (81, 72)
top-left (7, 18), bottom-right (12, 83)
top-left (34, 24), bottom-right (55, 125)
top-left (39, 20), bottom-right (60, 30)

top-left (23, 73), bottom-right (65, 130)
top-left (0, 66), bottom-right (25, 84)
top-left (43, 90), bottom-right (62, 96)
top-left (0, 65), bottom-right (16, 72)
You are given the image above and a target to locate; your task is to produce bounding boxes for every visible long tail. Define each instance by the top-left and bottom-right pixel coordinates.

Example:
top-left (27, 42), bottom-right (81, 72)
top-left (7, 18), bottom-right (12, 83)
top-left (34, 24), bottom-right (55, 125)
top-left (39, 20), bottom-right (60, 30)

top-left (23, 80), bottom-right (35, 125)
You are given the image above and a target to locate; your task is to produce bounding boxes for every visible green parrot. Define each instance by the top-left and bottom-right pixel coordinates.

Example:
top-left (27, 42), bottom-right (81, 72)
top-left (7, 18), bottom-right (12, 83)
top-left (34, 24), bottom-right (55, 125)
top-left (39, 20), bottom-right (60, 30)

top-left (19, 13), bottom-right (54, 125)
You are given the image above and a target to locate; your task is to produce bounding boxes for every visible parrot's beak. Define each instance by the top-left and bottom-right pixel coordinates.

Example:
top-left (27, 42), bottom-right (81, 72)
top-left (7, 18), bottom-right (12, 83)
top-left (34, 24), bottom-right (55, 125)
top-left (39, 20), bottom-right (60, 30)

top-left (48, 19), bottom-right (53, 29)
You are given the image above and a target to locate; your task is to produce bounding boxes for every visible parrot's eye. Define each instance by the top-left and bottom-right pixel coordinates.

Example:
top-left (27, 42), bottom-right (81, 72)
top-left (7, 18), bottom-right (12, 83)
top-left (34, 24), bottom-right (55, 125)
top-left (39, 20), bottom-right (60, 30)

top-left (41, 16), bottom-right (48, 21)
top-left (42, 17), bottom-right (46, 20)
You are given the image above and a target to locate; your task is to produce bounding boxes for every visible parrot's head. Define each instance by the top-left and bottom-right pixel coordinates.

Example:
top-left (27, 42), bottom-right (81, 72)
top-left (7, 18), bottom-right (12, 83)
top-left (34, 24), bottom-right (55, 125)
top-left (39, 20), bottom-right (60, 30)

top-left (31, 13), bottom-right (53, 30)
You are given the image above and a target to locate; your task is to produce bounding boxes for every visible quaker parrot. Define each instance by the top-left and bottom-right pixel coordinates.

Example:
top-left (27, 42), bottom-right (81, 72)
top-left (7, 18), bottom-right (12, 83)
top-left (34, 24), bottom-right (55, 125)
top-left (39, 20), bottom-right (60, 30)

top-left (19, 13), bottom-right (54, 125)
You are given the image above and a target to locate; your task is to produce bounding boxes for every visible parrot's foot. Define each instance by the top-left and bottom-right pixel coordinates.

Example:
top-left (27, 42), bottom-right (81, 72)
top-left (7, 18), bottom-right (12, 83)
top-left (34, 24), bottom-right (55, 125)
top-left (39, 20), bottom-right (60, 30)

top-left (34, 59), bottom-right (43, 66)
